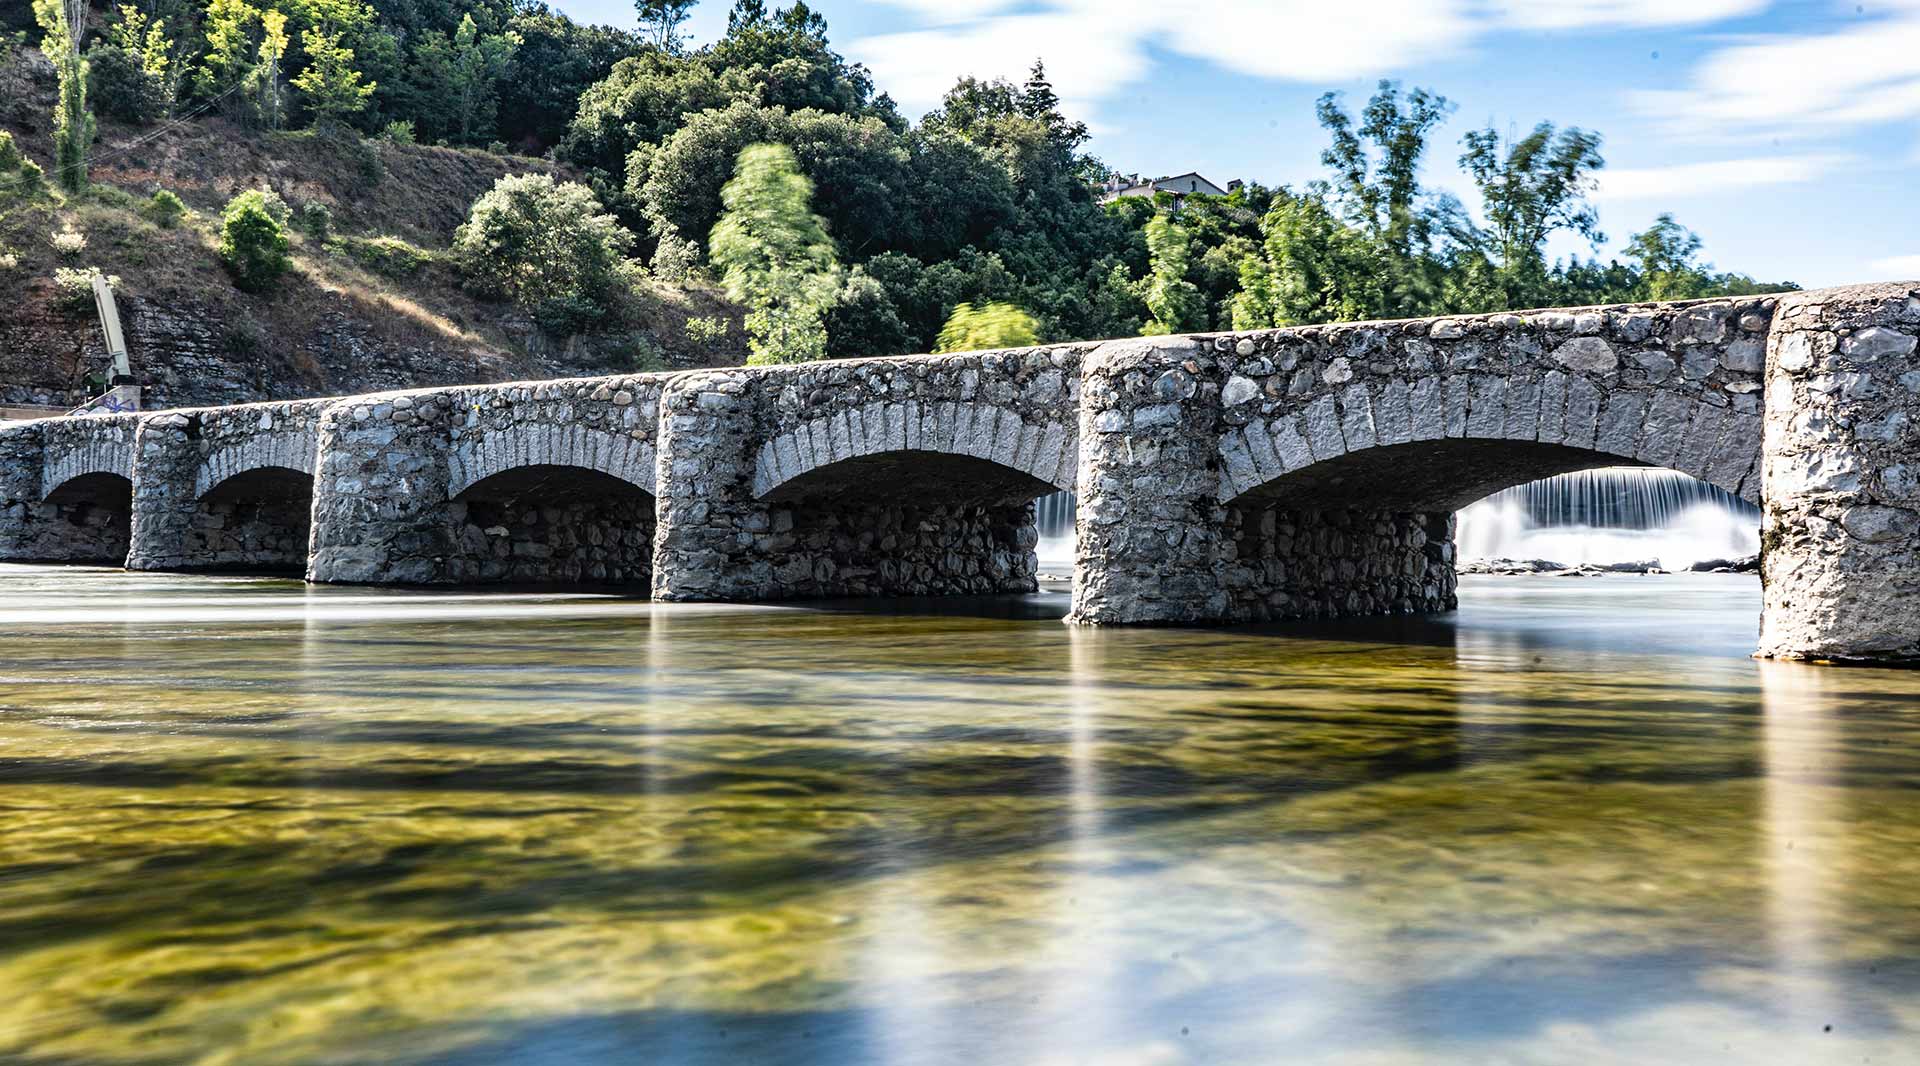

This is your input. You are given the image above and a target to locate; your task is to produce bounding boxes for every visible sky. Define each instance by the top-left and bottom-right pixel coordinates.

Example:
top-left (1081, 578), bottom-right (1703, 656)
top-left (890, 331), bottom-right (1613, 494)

top-left (551, 0), bottom-right (1920, 288)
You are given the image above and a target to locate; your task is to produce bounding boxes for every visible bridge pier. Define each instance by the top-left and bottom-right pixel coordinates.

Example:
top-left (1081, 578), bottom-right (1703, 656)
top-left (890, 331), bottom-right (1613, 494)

top-left (0, 423), bottom-right (47, 561)
top-left (1759, 283), bottom-right (1920, 662)
top-left (126, 412), bottom-right (200, 571)
top-left (650, 370), bottom-right (768, 600)
top-left (1068, 337), bottom-right (1231, 623)
top-left (308, 392), bottom-right (458, 585)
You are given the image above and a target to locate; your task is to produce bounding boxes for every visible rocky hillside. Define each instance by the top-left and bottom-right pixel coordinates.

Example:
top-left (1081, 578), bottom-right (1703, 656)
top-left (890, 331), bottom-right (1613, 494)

top-left (0, 46), bottom-right (745, 411)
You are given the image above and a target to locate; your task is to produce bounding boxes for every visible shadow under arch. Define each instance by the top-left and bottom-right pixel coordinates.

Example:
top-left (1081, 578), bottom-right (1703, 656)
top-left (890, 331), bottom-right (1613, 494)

top-left (1215, 424), bottom-right (1761, 623)
top-left (40, 471), bottom-right (133, 564)
top-left (755, 449), bottom-right (1057, 599)
top-left (448, 464), bottom-right (655, 587)
top-left (191, 465), bottom-right (315, 574)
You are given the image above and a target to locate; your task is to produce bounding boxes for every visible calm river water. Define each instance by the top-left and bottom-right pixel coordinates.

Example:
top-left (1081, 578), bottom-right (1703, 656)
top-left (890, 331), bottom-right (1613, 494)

top-left (4, 564), bottom-right (1920, 1065)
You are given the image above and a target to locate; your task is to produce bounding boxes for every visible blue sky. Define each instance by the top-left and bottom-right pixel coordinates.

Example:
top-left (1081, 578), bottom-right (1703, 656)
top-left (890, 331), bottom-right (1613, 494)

top-left (551, 0), bottom-right (1920, 288)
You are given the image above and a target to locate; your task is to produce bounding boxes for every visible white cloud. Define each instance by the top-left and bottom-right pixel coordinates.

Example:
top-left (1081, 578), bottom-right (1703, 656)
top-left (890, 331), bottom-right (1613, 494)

top-left (1870, 254), bottom-right (1920, 278)
top-left (1592, 153), bottom-right (1853, 202)
top-left (1488, 0), bottom-right (1766, 30)
top-left (1630, 2), bottom-right (1920, 133)
top-left (849, 0), bottom-right (1761, 118)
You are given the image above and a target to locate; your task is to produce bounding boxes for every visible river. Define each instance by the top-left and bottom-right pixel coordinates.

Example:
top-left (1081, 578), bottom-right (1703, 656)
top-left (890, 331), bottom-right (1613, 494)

top-left (4, 564), bottom-right (1920, 1065)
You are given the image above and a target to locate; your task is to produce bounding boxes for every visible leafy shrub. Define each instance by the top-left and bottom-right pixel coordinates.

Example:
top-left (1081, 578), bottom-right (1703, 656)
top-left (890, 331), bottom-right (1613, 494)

top-left (51, 267), bottom-right (118, 312)
top-left (620, 333), bottom-right (668, 372)
top-left (49, 225), bottom-right (87, 259)
top-left (246, 186), bottom-right (292, 225)
top-left (85, 43), bottom-right (166, 124)
top-left (297, 202), bottom-right (332, 240)
top-left (144, 189), bottom-right (186, 228)
top-left (218, 190), bottom-right (291, 293)
top-left (87, 183), bottom-right (138, 209)
top-left (345, 235), bottom-right (433, 277)
top-left (452, 173), bottom-right (635, 335)
top-left (650, 232), bottom-right (701, 282)
top-left (684, 315), bottom-right (729, 346)
top-left (934, 301), bottom-right (1040, 353)
top-left (380, 120), bottom-right (416, 145)
top-left (0, 132), bottom-right (43, 197)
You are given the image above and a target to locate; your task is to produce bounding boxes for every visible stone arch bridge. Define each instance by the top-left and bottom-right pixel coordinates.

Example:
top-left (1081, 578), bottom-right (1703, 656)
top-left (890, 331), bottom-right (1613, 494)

top-left (4, 283), bottom-right (1917, 664)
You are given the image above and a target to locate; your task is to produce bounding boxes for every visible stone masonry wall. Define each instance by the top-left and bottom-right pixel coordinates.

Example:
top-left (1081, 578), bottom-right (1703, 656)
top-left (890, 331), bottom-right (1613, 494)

top-left (1221, 507), bottom-right (1457, 621)
top-left (15, 282), bottom-right (1920, 664)
top-left (0, 420), bottom-right (133, 563)
top-left (3, 415), bottom-right (140, 563)
top-left (1759, 283), bottom-right (1920, 662)
top-left (127, 400), bottom-right (324, 573)
top-left (448, 493), bottom-right (655, 586)
top-left (655, 348), bottom-right (1078, 603)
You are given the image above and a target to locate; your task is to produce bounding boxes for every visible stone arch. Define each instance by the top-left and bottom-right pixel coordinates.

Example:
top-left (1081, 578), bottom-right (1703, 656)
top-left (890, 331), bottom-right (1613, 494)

top-left (41, 443), bottom-right (132, 502)
top-left (39, 471), bottom-right (133, 564)
top-left (752, 400), bottom-right (1076, 500)
top-left (447, 464), bottom-right (656, 587)
top-left (1217, 374), bottom-right (1763, 510)
top-left (186, 465), bottom-right (316, 574)
top-left (193, 431), bottom-right (319, 499)
top-left (449, 424), bottom-right (657, 500)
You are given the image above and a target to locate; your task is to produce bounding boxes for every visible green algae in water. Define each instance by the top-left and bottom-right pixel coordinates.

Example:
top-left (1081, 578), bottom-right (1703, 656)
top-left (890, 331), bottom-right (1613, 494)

top-left (3, 566), bottom-right (1920, 1064)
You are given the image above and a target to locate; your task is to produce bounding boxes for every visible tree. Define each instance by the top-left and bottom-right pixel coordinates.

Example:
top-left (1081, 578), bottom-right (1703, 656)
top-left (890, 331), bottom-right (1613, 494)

top-left (33, 0), bottom-right (93, 194)
top-left (934, 301), bottom-right (1039, 352)
top-left (1448, 121), bottom-right (1605, 310)
top-left (414, 14), bottom-right (520, 144)
top-left (250, 9), bottom-right (288, 129)
top-left (197, 0), bottom-right (260, 107)
top-left (497, 8), bottom-right (642, 154)
top-left (1312, 81), bottom-right (1451, 317)
top-left (453, 173), bottom-right (637, 335)
top-left (708, 142), bottom-right (841, 364)
top-left (1140, 214), bottom-right (1204, 334)
top-left (637, 0), bottom-right (697, 52)
top-left (292, 24), bottom-right (374, 128)
top-left (219, 189), bottom-right (291, 292)
top-left (1623, 213), bottom-right (1709, 301)
top-left (88, 5), bottom-right (175, 124)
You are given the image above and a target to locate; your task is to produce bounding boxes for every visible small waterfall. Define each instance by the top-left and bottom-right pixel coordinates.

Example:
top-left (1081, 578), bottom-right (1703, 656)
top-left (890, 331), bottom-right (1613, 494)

top-left (1457, 467), bottom-right (1759, 569)
top-left (1036, 468), bottom-right (1758, 573)
top-left (1036, 492), bottom-right (1077, 572)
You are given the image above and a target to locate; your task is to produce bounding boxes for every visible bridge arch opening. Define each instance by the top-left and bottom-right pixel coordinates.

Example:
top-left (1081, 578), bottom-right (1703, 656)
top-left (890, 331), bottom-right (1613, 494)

top-left (192, 466), bottom-right (315, 574)
top-left (757, 449), bottom-right (1057, 597)
top-left (1217, 436), bottom-right (1761, 621)
top-left (449, 464), bottom-right (655, 587)
top-left (41, 472), bottom-right (133, 564)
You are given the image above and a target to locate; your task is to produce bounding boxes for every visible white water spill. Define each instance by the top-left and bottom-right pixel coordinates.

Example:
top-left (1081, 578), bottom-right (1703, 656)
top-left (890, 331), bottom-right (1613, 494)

top-left (1032, 467), bottom-right (1760, 573)
top-left (1457, 468), bottom-right (1760, 569)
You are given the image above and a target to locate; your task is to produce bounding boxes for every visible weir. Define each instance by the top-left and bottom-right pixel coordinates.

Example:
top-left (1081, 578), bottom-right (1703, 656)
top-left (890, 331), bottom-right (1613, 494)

top-left (3, 282), bottom-right (1918, 663)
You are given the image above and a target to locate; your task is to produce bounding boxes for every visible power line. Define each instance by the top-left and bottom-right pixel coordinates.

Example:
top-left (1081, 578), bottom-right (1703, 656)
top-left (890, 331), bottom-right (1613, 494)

top-left (0, 76), bottom-right (257, 199)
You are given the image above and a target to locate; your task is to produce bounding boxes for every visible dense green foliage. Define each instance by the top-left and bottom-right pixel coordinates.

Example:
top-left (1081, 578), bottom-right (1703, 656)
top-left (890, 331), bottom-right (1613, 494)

top-left (452, 172), bottom-right (635, 334)
top-left (144, 188), bottom-right (187, 227)
top-left (34, 0), bottom-right (94, 193)
top-left (218, 188), bottom-right (291, 291)
top-left (709, 141), bottom-right (838, 364)
top-left (934, 301), bottom-right (1038, 353)
top-left (11, 0), bottom-right (1792, 350)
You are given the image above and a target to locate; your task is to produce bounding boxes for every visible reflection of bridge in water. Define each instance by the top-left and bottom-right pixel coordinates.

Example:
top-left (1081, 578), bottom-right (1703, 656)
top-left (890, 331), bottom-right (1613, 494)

top-left (4, 282), bottom-right (1918, 664)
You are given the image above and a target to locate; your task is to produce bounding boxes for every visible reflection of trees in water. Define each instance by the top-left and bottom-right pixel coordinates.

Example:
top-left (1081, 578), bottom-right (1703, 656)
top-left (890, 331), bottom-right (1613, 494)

top-left (5, 577), bottom-right (1920, 1063)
